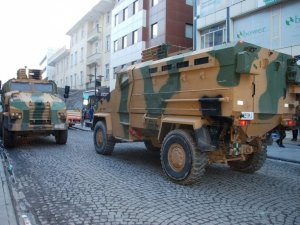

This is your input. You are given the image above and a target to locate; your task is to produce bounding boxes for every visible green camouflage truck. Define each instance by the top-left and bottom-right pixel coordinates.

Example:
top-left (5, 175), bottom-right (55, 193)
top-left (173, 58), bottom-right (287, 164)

top-left (0, 68), bottom-right (68, 148)
top-left (92, 41), bottom-right (300, 184)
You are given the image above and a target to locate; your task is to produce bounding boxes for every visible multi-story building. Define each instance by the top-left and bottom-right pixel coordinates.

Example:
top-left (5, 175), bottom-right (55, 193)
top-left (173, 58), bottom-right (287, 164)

top-left (39, 48), bottom-right (58, 80)
top-left (49, 0), bottom-right (115, 90)
top-left (195, 0), bottom-right (300, 58)
top-left (48, 46), bottom-right (70, 88)
top-left (110, 0), bottom-right (193, 89)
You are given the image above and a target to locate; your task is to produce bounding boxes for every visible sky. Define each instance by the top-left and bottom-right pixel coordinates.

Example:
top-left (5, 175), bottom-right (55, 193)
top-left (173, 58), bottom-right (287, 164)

top-left (0, 0), bottom-right (100, 83)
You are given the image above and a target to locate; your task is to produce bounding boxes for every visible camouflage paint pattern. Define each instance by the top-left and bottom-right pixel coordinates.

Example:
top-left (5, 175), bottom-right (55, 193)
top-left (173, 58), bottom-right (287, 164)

top-left (1, 77), bottom-right (67, 134)
top-left (94, 41), bottom-right (299, 160)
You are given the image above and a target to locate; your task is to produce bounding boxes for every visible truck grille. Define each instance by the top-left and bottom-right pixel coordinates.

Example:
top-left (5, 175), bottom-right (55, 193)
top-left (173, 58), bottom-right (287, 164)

top-left (29, 102), bottom-right (51, 125)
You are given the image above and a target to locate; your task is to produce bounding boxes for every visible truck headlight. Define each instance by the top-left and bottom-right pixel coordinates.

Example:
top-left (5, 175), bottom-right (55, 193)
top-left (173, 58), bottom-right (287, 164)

top-left (10, 112), bottom-right (22, 119)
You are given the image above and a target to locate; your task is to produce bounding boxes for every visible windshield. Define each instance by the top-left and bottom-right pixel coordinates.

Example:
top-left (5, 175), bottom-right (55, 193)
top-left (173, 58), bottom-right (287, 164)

top-left (35, 83), bottom-right (53, 93)
top-left (10, 82), bottom-right (53, 93)
top-left (10, 82), bottom-right (31, 91)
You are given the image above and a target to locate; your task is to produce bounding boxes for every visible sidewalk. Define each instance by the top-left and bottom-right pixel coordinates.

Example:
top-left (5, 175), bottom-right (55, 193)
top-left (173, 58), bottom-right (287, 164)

top-left (267, 131), bottom-right (300, 164)
top-left (0, 150), bottom-right (18, 225)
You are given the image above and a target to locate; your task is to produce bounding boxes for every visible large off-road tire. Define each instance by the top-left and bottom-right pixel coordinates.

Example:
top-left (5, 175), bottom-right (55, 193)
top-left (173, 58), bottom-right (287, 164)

top-left (228, 148), bottom-right (267, 173)
top-left (161, 129), bottom-right (208, 185)
top-left (3, 126), bottom-right (15, 148)
top-left (93, 121), bottom-right (115, 155)
top-left (144, 140), bottom-right (160, 152)
top-left (55, 130), bottom-right (68, 145)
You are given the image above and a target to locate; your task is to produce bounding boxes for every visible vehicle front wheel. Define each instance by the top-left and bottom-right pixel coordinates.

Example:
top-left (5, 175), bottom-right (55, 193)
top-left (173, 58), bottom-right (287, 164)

top-left (161, 129), bottom-right (207, 185)
top-left (93, 121), bottom-right (115, 155)
top-left (55, 130), bottom-right (68, 145)
top-left (3, 127), bottom-right (15, 148)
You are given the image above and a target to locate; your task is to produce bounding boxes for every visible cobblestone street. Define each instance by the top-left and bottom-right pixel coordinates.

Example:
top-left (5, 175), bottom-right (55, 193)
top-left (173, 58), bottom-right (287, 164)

top-left (3, 129), bottom-right (300, 225)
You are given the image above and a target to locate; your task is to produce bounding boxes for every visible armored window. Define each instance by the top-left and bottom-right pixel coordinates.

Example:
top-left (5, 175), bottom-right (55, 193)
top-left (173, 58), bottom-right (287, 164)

top-left (162, 64), bottom-right (172, 71)
top-left (194, 57), bottom-right (209, 65)
top-left (149, 67), bottom-right (158, 73)
top-left (10, 82), bottom-right (31, 91)
top-left (176, 61), bottom-right (189, 68)
top-left (34, 83), bottom-right (53, 93)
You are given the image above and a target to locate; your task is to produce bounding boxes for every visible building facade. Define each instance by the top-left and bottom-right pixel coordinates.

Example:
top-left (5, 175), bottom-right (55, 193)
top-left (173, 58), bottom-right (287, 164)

top-left (195, 0), bottom-right (300, 58)
top-left (39, 48), bottom-right (58, 80)
top-left (110, 0), bottom-right (193, 89)
top-left (48, 46), bottom-right (70, 88)
top-left (48, 0), bottom-right (115, 90)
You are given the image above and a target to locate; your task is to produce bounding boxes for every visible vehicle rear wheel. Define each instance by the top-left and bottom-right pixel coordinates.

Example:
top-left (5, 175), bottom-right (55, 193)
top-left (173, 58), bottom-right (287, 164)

top-left (228, 148), bottom-right (267, 173)
top-left (144, 140), bottom-right (160, 152)
top-left (3, 126), bottom-right (15, 148)
top-left (55, 130), bottom-right (68, 145)
top-left (93, 121), bottom-right (115, 155)
top-left (161, 129), bottom-right (207, 185)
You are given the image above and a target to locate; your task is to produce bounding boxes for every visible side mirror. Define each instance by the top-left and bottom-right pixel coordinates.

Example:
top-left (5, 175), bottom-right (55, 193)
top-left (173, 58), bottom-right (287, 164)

top-left (64, 85), bottom-right (70, 99)
top-left (0, 80), bottom-right (2, 94)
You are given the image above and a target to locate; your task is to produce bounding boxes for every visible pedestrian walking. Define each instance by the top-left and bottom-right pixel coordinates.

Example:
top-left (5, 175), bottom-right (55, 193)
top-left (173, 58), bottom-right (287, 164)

top-left (276, 130), bottom-right (286, 148)
top-left (89, 106), bottom-right (94, 122)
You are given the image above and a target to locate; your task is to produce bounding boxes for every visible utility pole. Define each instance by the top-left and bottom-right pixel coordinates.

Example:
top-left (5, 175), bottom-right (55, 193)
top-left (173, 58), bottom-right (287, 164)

top-left (94, 63), bottom-right (97, 105)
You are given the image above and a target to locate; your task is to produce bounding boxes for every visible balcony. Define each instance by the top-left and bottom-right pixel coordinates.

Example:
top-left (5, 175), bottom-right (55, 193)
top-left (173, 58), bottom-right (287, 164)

top-left (86, 52), bottom-right (101, 66)
top-left (87, 26), bottom-right (101, 43)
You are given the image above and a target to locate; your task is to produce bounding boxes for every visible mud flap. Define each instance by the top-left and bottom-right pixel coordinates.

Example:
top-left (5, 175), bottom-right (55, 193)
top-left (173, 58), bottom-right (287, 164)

top-left (195, 125), bottom-right (216, 152)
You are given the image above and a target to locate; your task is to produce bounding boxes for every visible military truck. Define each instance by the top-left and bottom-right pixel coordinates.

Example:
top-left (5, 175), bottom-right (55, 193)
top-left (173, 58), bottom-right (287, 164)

top-left (0, 68), bottom-right (68, 148)
top-left (92, 41), bottom-right (300, 184)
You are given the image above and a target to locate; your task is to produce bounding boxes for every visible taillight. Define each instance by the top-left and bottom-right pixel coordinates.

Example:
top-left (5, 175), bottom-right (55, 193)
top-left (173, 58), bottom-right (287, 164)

top-left (287, 120), bottom-right (296, 127)
top-left (239, 120), bottom-right (250, 126)
top-left (281, 119), bottom-right (296, 127)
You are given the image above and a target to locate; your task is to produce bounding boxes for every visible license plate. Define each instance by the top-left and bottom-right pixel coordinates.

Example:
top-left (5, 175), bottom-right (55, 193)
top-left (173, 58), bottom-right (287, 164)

top-left (240, 112), bottom-right (254, 120)
top-left (54, 124), bottom-right (65, 129)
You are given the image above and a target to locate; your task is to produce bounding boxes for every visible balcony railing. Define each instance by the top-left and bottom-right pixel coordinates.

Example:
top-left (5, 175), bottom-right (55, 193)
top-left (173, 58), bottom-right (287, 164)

top-left (87, 26), bottom-right (101, 43)
top-left (86, 52), bottom-right (101, 66)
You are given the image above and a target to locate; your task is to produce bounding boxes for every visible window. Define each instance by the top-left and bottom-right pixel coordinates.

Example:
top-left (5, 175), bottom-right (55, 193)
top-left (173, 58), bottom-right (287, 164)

top-left (70, 75), bottom-right (73, 88)
top-left (70, 54), bottom-right (73, 67)
top-left (185, 24), bottom-right (193, 39)
top-left (133, 30), bottom-right (138, 44)
top-left (81, 27), bottom-right (85, 39)
top-left (106, 35), bottom-right (111, 52)
top-left (133, 1), bottom-right (139, 14)
top-left (114, 40), bottom-right (118, 52)
top-left (74, 51), bottom-right (77, 65)
top-left (113, 67), bottom-right (117, 79)
top-left (105, 64), bottom-right (110, 80)
top-left (80, 71), bottom-right (83, 85)
top-left (74, 73), bottom-right (77, 87)
top-left (114, 14), bottom-right (118, 26)
top-left (122, 36), bottom-right (127, 48)
top-left (151, 23), bottom-right (158, 38)
top-left (200, 24), bottom-right (226, 49)
top-left (106, 13), bottom-right (110, 24)
top-left (152, 0), bottom-right (158, 6)
top-left (186, 0), bottom-right (193, 6)
top-left (80, 47), bottom-right (84, 61)
top-left (123, 8), bottom-right (128, 21)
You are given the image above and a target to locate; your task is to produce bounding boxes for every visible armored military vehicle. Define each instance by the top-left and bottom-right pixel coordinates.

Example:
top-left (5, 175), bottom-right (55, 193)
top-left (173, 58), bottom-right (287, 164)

top-left (0, 68), bottom-right (68, 148)
top-left (92, 41), bottom-right (300, 184)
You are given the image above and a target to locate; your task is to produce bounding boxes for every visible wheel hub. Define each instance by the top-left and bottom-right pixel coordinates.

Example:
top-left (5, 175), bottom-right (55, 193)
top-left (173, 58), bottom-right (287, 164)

top-left (168, 143), bottom-right (186, 172)
top-left (96, 130), bottom-right (103, 146)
